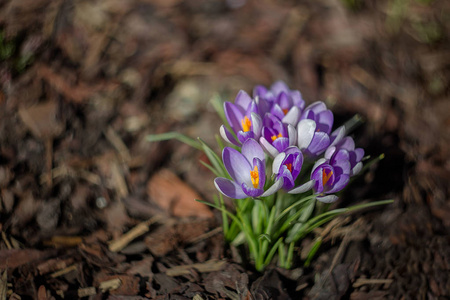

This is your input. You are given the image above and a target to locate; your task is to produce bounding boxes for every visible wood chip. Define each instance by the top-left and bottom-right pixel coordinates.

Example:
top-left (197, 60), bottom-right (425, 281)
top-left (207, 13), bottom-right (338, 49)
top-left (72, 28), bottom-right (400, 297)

top-left (166, 259), bottom-right (226, 277)
top-left (147, 169), bottom-right (213, 218)
top-left (108, 216), bottom-right (161, 252)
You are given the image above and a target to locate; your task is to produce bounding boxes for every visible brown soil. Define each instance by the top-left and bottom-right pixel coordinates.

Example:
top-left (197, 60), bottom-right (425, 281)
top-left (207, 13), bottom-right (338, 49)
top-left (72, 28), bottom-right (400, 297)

top-left (0, 0), bottom-right (449, 299)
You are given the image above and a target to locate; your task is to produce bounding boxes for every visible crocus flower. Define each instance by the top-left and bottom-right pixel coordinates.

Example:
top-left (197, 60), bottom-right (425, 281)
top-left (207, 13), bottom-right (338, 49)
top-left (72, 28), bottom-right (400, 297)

top-left (325, 136), bottom-right (364, 176)
top-left (259, 113), bottom-right (297, 157)
top-left (297, 101), bottom-right (338, 158)
top-left (253, 81), bottom-right (305, 125)
top-left (220, 91), bottom-right (263, 146)
top-left (310, 156), bottom-right (351, 203)
top-left (272, 147), bottom-right (304, 190)
top-left (214, 139), bottom-right (283, 199)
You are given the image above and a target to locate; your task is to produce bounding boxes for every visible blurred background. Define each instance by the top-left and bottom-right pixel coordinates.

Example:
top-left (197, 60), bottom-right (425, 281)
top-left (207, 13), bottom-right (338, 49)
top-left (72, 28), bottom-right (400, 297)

top-left (0, 0), bottom-right (449, 298)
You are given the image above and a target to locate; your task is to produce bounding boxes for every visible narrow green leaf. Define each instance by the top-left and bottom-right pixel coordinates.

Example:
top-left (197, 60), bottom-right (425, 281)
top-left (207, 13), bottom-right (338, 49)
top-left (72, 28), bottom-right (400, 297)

top-left (258, 234), bottom-right (271, 243)
top-left (304, 237), bottom-right (322, 267)
top-left (146, 132), bottom-right (202, 150)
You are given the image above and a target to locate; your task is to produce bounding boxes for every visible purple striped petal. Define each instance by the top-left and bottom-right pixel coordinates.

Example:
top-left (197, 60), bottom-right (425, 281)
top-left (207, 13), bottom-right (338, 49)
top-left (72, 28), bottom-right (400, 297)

top-left (241, 182), bottom-right (264, 198)
top-left (214, 177), bottom-right (247, 199)
top-left (222, 147), bottom-right (252, 186)
top-left (235, 90), bottom-right (252, 110)
top-left (224, 102), bottom-right (245, 134)
top-left (327, 174), bottom-right (350, 193)
top-left (242, 138), bottom-right (265, 164)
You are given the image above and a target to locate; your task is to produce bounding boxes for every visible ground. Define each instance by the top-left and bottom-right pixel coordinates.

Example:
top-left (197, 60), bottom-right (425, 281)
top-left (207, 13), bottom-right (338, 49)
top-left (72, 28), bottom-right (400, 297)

top-left (0, 0), bottom-right (449, 299)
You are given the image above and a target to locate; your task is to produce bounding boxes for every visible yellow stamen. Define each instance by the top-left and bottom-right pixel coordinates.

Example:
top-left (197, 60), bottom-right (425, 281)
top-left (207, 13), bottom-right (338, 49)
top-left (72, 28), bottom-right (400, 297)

top-left (322, 169), bottom-right (333, 186)
top-left (286, 163), bottom-right (292, 173)
top-left (282, 108), bottom-right (289, 115)
top-left (271, 133), bottom-right (283, 141)
top-left (250, 165), bottom-right (259, 189)
top-left (241, 116), bottom-right (252, 132)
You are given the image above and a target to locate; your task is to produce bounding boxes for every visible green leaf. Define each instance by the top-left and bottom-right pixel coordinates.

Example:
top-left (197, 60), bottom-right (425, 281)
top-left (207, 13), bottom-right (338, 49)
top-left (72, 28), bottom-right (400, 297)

top-left (304, 237), bottom-right (322, 267)
top-left (258, 234), bottom-right (271, 243)
top-left (198, 138), bottom-right (228, 179)
top-left (146, 132), bottom-right (202, 150)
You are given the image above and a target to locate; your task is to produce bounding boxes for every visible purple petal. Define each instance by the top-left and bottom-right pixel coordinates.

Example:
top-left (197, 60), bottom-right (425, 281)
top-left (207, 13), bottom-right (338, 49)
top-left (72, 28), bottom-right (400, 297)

top-left (306, 101), bottom-right (327, 114)
top-left (241, 182), bottom-right (264, 198)
top-left (271, 104), bottom-right (285, 120)
top-left (338, 137), bottom-right (355, 151)
top-left (271, 81), bottom-right (289, 95)
top-left (222, 147), bottom-right (252, 185)
top-left (279, 165), bottom-right (295, 190)
top-left (316, 110), bottom-right (333, 134)
top-left (224, 102), bottom-right (245, 134)
top-left (214, 178), bottom-right (247, 199)
top-left (354, 148), bottom-right (364, 162)
top-left (242, 138), bottom-right (265, 164)
top-left (290, 91), bottom-right (304, 109)
top-left (307, 132), bottom-right (330, 156)
top-left (297, 119), bottom-right (316, 149)
top-left (327, 174), bottom-right (350, 193)
top-left (316, 195), bottom-right (338, 203)
top-left (253, 85), bottom-right (268, 98)
top-left (220, 125), bottom-right (240, 146)
top-left (272, 137), bottom-right (290, 153)
top-left (288, 179), bottom-right (315, 194)
top-left (235, 90), bottom-right (252, 110)
top-left (237, 130), bottom-right (255, 144)
top-left (254, 157), bottom-right (266, 188)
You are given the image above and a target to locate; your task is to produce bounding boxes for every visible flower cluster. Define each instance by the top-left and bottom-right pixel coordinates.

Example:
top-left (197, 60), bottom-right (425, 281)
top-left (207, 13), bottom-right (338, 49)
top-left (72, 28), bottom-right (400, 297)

top-left (215, 81), bottom-right (364, 203)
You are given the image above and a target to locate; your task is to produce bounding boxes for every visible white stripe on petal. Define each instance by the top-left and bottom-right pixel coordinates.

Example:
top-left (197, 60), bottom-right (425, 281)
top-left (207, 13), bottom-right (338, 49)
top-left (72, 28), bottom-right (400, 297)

top-left (260, 137), bottom-right (280, 158)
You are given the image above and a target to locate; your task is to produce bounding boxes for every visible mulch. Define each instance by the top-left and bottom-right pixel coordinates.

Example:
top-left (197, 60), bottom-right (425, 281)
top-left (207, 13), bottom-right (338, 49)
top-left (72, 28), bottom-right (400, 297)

top-left (0, 0), bottom-right (449, 299)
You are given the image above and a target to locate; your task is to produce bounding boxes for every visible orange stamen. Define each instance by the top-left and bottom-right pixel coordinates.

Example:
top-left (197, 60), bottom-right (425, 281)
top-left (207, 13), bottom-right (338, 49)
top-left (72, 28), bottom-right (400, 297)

top-left (250, 165), bottom-right (259, 189)
top-left (241, 116), bottom-right (252, 132)
top-left (271, 132), bottom-right (283, 141)
top-left (282, 108), bottom-right (289, 115)
top-left (285, 163), bottom-right (292, 173)
top-left (322, 169), bottom-right (333, 186)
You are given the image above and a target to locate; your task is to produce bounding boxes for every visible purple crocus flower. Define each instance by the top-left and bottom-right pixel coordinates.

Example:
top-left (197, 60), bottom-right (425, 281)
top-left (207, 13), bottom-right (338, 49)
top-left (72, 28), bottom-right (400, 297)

top-left (310, 155), bottom-right (351, 203)
top-left (272, 147), bottom-right (304, 190)
top-left (297, 101), bottom-right (344, 158)
top-left (253, 81), bottom-right (305, 125)
top-left (259, 113), bottom-right (297, 157)
top-left (325, 136), bottom-right (364, 176)
top-left (214, 139), bottom-right (283, 199)
top-left (220, 91), bottom-right (263, 146)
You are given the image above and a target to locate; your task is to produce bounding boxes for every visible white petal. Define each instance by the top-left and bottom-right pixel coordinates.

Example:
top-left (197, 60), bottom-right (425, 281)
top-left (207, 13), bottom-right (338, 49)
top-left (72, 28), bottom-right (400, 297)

top-left (261, 178), bottom-right (284, 197)
top-left (311, 158), bottom-right (327, 174)
top-left (297, 119), bottom-right (316, 149)
top-left (316, 195), bottom-right (338, 203)
top-left (260, 137), bottom-right (280, 158)
top-left (272, 152), bottom-right (286, 175)
top-left (288, 180), bottom-right (315, 194)
top-left (287, 124), bottom-right (297, 146)
top-left (282, 106), bottom-right (300, 126)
